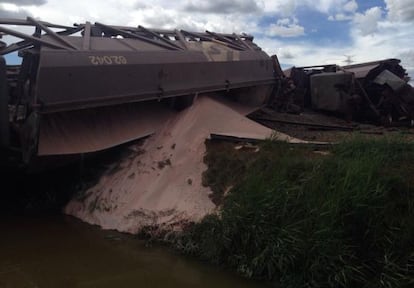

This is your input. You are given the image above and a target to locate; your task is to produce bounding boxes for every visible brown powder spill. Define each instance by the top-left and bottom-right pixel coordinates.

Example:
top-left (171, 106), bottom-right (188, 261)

top-left (64, 96), bottom-right (301, 234)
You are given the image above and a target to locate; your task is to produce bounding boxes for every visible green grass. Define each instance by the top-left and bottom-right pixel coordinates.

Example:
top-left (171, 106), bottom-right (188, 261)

top-left (173, 138), bottom-right (414, 287)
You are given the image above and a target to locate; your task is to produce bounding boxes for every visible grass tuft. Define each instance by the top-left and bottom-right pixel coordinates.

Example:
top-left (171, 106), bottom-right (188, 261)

top-left (174, 137), bottom-right (414, 287)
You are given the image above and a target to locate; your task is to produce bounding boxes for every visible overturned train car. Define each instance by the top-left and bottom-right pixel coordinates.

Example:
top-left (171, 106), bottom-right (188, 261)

top-left (276, 59), bottom-right (414, 125)
top-left (0, 18), bottom-right (277, 167)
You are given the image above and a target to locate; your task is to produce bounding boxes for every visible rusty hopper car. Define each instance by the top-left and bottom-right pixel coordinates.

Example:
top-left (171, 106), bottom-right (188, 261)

top-left (0, 18), bottom-right (276, 166)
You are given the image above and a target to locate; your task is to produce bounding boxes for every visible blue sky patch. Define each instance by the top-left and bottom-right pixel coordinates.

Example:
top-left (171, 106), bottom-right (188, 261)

top-left (4, 53), bottom-right (21, 65)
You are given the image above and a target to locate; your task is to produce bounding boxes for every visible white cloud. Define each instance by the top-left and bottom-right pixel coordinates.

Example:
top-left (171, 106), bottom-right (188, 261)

top-left (277, 18), bottom-right (291, 26)
top-left (280, 49), bottom-right (295, 59)
top-left (1, 3), bottom-right (18, 12)
top-left (266, 18), bottom-right (305, 38)
top-left (184, 0), bottom-right (261, 14)
top-left (400, 50), bottom-right (414, 67)
top-left (399, 50), bottom-right (414, 84)
top-left (257, 36), bottom-right (348, 66)
top-left (305, 0), bottom-right (358, 15)
top-left (0, 3), bottom-right (32, 18)
top-left (329, 13), bottom-right (353, 21)
top-left (261, 10), bottom-right (414, 82)
top-left (385, 0), bottom-right (414, 22)
top-left (24, 0), bottom-right (261, 33)
top-left (343, 0), bottom-right (358, 12)
top-left (327, 0), bottom-right (358, 22)
top-left (18, 0), bottom-right (361, 33)
top-left (0, 0), bottom-right (45, 5)
top-left (254, 2), bottom-right (413, 79)
top-left (354, 7), bottom-right (383, 35)
top-left (262, 0), bottom-right (296, 16)
top-left (262, 0), bottom-right (359, 17)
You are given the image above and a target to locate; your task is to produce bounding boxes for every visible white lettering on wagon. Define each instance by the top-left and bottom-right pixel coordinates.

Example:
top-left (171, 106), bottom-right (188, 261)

top-left (89, 56), bottom-right (127, 65)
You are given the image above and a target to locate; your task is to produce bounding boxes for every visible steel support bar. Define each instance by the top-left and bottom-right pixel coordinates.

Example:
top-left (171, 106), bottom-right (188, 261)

top-left (232, 33), bottom-right (254, 51)
top-left (174, 29), bottom-right (188, 49)
top-left (0, 18), bottom-right (72, 29)
top-left (138, 25), bottom-right (183, 50)
top-left (0, 26), bottom-right (69, 50)
top-left (0, 26), bottom-right (82, 55)
top-left (355, 79), bottom-right (381, 117)
top-left (27, 17), bottom-right (78, 50)
top-left (206, 30), bottom-right (246, 50)
top-left (95, 22), bottom-right (178, 50)
top-left (0, 56), bottom-right (8, 147)
top-left (82, 22), bottom-right (91, 50)
top-left (181, 30), bottom-right (244, 51)
top-left (0, 40), bottom-right (32, 55)
top-left (255, 117), bottom-right (354, 131)
top-left (271, 55), bottom-right (284, 77)
top-left (104, 25), bottom-right (254, 40)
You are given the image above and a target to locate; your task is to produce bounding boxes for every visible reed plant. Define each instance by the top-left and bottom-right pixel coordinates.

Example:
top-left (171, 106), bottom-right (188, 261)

top-left (174, 138), bottom-right (414, 287)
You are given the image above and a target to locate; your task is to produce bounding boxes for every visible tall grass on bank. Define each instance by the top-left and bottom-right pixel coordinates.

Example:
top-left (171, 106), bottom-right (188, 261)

top-left (173, 138), bottom-right (414, 287)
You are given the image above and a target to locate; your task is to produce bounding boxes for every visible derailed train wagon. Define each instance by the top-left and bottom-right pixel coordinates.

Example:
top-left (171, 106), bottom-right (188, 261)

top-left (0, 18), bottom-right (277, 167)
top-left (276, 59), bottom-right (414, 124)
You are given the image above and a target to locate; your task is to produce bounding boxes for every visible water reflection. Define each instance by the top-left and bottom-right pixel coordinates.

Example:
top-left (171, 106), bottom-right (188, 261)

top-left (0, 216), bottom-right (264, 288)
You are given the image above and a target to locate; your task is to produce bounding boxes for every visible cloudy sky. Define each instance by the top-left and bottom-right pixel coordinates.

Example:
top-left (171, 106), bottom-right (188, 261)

top-left (1, 0), bottom-right (413, 80)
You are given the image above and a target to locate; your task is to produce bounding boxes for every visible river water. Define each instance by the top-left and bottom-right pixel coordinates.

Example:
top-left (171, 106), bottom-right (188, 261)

top-left (0, 215), bottom-right (264, 288)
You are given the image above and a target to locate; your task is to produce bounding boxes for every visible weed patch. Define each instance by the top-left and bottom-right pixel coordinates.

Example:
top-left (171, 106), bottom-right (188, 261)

top-left (174, 137), bottom-right (414, 287)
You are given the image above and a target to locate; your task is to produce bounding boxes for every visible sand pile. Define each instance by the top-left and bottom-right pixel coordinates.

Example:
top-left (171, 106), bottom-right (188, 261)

top-left (65, 96), bottom-right (300, 233)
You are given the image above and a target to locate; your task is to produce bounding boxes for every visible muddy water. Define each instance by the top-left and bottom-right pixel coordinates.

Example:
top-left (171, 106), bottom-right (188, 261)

top-left (0, 215), bottom-right (264, 288)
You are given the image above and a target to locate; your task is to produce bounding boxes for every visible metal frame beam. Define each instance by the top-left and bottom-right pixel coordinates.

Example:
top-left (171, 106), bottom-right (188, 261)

top-left (206, 30), bottom-right (246, 50)
top-left (181, 30), bottom-right (245, 51)
top-left (0, 18), bottom-right (72, 29)
top-left (0, 18), bottom-right (259, 56)
top-left (94, 22), bottom-right (179, 50)
top-left (27, 17), bottom-right (78, 50)
top-left (82, 22), bottom-right (91, 50)
top-left (0, 26), bottom-right (70, 51)
top-left (0, 26), bottom-right (83, 55)
top-left (138, 25), bottom-right (184, 50)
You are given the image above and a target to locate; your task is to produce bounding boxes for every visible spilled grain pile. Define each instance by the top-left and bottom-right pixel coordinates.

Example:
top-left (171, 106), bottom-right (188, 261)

top-left (65, 96), bottom-right (300, 233)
